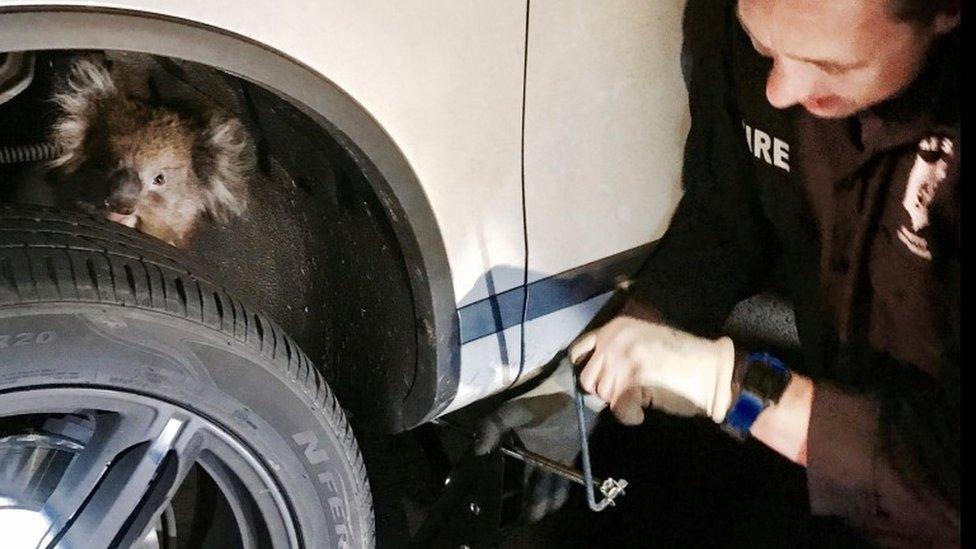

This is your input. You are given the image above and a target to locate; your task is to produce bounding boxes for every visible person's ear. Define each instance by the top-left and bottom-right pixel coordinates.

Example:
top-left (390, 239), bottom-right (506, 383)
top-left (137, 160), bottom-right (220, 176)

top-left (932, 1), bottom-right (960, 34)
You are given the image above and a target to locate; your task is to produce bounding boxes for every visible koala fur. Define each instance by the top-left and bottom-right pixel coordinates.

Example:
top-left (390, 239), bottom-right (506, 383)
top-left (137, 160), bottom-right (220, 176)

top-left (47, 58), bottom-right (253, 248)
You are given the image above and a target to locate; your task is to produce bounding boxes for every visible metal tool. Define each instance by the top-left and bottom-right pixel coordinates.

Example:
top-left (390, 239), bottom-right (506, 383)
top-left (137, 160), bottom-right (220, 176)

top-left (432, 418), bottom-right (626, 507)
top-left (505, 438), bottom-right (628, 511)
top-left (432, 353), bottom-right (629, 512)
top-left (572, 352), bottom-right (628, 511)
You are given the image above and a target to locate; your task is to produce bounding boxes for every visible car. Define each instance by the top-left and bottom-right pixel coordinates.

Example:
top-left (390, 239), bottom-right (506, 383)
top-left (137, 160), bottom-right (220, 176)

top-left (0, 2), bottom-right (692, 547)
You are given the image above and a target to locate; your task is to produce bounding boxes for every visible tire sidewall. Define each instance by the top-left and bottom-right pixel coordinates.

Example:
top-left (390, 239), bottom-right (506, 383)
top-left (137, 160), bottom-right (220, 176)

top-left (0, 302), bottom-right (370, 548)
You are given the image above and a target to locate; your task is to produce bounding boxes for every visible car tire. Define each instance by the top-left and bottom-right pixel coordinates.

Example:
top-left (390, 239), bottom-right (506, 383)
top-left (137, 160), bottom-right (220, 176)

top-left (0, 205), bottom-right (374, 548)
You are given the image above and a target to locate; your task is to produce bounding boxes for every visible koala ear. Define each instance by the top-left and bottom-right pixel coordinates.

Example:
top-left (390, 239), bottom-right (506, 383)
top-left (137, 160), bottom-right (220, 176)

top-left (194, 113), bottom-right (253, 224)
top-left (48, 58), bottom-right (118, 173)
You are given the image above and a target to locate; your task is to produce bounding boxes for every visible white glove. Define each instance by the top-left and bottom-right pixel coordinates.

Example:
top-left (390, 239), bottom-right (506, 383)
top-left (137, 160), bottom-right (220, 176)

top-left (569, 316), bottom-right (736, 425)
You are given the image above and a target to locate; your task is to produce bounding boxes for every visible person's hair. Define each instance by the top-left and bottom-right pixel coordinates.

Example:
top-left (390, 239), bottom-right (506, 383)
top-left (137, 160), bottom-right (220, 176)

top-left (889, 0), bottom-right (954, 25)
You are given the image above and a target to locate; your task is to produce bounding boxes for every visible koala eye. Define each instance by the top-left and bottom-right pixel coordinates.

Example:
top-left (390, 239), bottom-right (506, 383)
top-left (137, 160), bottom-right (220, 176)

top-left (152, 173), bottom-right (166, 186)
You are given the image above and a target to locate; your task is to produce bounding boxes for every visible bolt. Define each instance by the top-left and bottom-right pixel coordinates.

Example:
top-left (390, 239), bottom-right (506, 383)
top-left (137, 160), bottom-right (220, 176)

top-left (469, 502), bottom-right (480, 516)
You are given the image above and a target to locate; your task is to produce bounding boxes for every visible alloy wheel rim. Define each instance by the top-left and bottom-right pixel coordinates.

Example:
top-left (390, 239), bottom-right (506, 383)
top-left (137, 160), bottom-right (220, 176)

top-left (0, 388), bottom-right (299, 548)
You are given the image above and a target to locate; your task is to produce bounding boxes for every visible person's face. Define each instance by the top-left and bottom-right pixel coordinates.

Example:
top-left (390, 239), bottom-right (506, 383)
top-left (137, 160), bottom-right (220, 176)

top-left (737, 0), bottom-right (958, 118)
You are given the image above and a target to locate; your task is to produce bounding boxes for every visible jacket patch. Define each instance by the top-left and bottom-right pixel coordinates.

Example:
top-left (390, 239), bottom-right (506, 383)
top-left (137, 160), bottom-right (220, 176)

top-left (743, 121), bottom-right (790, 172)
top-left (897, 136), bottom-right (953, 261)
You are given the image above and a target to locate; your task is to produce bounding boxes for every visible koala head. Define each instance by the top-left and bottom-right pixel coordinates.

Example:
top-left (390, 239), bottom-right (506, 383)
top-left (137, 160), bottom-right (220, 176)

top-left (50, 59), bottom-right (252, 247)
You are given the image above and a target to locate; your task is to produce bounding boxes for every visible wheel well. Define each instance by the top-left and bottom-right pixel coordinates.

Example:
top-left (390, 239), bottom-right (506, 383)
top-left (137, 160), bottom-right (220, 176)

top-left (0, 7), bottom-right (460, 432)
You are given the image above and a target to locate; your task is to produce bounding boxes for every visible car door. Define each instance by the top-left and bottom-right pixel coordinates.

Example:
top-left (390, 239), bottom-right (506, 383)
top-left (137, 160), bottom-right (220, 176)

top-left (519, 0), bottom-right (690, 382)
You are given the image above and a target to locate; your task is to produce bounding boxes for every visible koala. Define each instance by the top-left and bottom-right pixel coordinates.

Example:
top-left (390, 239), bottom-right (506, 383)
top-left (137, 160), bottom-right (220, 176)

top-left (47, 58), bottom-right (253, 248)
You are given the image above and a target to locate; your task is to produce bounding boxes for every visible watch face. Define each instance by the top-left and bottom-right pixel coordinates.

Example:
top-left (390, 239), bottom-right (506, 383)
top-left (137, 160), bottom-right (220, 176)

top-left (742, 356), bottom-right (791, 403)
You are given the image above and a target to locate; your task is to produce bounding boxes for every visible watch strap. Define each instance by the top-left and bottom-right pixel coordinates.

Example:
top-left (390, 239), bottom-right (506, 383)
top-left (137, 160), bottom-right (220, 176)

top-left (721, 352), bottom-right (790, 440)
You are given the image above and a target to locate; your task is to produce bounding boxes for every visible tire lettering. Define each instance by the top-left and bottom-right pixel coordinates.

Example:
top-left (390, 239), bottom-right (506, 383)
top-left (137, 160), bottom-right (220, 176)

top-left (0, 331), bottom-right (57, 349)
top-left (318, 471), bottom-right (339, 493)
top-left (295, 435), bottom-right (351, 542)
top-left (292, 431), bottom-right (331, 465)
top-left (329, 496), bottom-right (346, 522)
top-left (335, 525), bottom-right (350, 548)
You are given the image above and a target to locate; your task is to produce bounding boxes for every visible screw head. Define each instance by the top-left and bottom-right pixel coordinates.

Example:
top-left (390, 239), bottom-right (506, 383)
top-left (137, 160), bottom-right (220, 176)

top-left (469, 502), bottom-right (480, 515)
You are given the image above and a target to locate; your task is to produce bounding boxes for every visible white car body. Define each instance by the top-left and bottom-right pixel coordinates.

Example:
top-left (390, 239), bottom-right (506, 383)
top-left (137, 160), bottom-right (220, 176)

top-left (0, 0), bottom-right (688, 417)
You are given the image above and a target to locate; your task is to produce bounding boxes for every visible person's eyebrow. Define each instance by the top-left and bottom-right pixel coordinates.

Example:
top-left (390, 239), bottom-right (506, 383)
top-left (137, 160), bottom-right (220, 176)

top-left (734, 3), bottom-right (866, 71)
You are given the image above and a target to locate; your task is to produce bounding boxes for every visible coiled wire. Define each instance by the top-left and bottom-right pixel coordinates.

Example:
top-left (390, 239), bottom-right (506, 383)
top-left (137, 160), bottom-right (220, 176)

top-left (0, 142), bottom-right (62, 164)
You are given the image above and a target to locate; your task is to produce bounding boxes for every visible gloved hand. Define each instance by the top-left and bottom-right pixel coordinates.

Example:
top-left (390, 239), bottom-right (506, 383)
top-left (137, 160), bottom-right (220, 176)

top-left (473, 357), bottom-right (605, 522)
top-left (569, 315), bottom-right (736, 426)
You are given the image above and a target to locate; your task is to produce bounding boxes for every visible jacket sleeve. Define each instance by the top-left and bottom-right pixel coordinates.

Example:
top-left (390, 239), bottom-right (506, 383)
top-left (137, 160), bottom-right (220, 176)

top-left (807, 353), bottom-right (960, 547)
top-left (626, 0), bottom-right (779, 335)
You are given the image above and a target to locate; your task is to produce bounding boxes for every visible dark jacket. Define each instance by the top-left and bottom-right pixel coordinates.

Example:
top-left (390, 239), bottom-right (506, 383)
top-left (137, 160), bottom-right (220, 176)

top-left (628, 1), bottom-right (960, 546)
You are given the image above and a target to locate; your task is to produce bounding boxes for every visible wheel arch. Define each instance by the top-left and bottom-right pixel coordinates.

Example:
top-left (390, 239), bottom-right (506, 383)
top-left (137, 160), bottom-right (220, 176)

top-left (0, 5), bottom-right (460, 431)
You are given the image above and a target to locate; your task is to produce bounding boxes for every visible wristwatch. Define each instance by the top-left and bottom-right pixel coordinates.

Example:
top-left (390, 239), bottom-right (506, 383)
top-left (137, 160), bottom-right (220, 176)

top-left (721, 352), bottom-right (792, 440)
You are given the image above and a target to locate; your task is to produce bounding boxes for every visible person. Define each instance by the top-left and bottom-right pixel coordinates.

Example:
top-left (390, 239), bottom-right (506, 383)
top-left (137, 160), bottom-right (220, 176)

top-left (567, 0), bottom-right (960, 546)
top-left (478, 0), bottom-right (959, 545)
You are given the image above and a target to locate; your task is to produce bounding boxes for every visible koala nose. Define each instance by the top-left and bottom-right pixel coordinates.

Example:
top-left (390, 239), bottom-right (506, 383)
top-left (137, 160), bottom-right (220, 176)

top-left (106, 201), bottom-right (135, 216)
top-left (106, 168), bottom-right (141, 215)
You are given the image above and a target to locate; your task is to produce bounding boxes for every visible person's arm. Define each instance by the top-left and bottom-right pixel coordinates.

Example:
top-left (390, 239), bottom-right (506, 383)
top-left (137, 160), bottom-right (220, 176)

top-left (742, 361), bottom-right (959, 547)
top-left (749, 373), bottom-right (812, 465)
top-left (803, 352), bottom-right (960, 547)
top-left (572, 326), bottom-right (961, 547)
